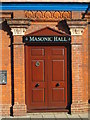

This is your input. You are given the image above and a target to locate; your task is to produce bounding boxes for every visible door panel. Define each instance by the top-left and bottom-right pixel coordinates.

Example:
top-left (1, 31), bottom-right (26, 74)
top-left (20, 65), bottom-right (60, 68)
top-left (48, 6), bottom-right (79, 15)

top-left (52, 60), bottom-right (64, 81)
top-left (51, 48), bottom-right (64, 55)
top-left (32, 89), bottom-right (45, 102)
top-left (52, 88), bottom-right (65, 102)
top-left (31, 48), bottom-right (45, 56)
top-left (32, 60), bottom-right (44, 82)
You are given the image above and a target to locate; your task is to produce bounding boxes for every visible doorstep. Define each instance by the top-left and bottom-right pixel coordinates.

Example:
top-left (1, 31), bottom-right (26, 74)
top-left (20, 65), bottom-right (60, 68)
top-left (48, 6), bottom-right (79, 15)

top-left (0, 112), bottom-right (89, 120)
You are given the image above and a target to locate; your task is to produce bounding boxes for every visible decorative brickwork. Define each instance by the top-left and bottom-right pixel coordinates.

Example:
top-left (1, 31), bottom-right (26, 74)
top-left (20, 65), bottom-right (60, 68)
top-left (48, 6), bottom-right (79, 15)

top-left (25, 11), bottom-right (72, 21)
top-left (11, 28), bottom-right (27, 35)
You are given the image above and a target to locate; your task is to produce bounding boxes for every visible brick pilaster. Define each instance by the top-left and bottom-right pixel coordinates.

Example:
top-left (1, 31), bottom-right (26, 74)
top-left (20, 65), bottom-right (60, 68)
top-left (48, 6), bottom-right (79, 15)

top-left (13, 35), bottom-right (26, 116)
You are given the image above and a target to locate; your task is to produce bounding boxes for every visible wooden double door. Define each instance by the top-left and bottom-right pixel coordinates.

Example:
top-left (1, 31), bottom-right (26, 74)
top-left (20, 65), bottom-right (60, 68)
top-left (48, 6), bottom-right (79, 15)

top-left (25, 45), bottom-right (67, 111)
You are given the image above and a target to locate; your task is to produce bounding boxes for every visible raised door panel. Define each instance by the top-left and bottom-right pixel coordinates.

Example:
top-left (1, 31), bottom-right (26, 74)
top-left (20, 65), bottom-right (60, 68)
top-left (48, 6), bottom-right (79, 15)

top-left (52, 60), bottom-right (64, 81)
top-left (52, 49), bottom-right (64, 56)
top-left (32, 60), bottom-right (44, 82)
top-left (52, 88), bottom-right (65, 102)
top-left (32, 89), bottom-right (45, 102)
top-left (31, 48), bottom-right (45, 56)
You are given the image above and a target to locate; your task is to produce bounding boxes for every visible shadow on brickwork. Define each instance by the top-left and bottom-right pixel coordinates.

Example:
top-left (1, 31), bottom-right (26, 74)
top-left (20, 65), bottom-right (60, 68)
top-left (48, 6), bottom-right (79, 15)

top-left (56, 20), bottom-right (71, 35)
top-left (56, 20), bottom-right (72, 114)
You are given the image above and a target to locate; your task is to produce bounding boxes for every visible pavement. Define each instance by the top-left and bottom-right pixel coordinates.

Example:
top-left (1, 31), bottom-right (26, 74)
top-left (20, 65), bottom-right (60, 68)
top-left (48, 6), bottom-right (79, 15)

top-left (0, 112), bottom-right (89, 120)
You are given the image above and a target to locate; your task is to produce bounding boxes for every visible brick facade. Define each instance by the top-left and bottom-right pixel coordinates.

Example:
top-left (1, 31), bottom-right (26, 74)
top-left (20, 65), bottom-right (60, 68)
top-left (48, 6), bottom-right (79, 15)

top-left (0, 24), bottom-right (11, 116)
top-left (0, 11), bottom-right (89, 116)
top-left (71, 32), bottom-right (88, 113)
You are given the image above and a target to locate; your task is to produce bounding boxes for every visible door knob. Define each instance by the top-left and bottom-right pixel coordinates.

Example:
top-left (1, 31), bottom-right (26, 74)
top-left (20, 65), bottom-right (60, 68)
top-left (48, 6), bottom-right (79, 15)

top-left (35, 61), bottom-right (40, 67)
top-left (35, 83), bottom-right (40, 87)
top-left (56, 83), bottom-right (60, 87)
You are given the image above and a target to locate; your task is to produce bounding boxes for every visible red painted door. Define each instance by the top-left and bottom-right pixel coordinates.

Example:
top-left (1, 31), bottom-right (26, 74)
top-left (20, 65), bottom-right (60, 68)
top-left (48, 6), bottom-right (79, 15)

top-left (48, 46), bottom-right (67, 108)
top-left (25, 46), bottom-right (48, 110)
top-left (25, 46), bottom-right (67, 111)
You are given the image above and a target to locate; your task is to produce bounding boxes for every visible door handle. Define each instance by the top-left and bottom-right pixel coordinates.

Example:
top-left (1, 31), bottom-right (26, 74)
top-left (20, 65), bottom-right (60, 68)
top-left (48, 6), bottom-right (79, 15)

top-left (56, 83), bottom-right (60, 87)
top-left (35, 83), bottom-right (40, 87)
top-left (35, 61), bottom-right (40, 67)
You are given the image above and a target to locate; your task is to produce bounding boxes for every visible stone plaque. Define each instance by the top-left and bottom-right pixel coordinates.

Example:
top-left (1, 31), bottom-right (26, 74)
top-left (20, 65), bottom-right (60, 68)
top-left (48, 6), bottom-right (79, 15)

top-left (0, 70), bottom-right (7, 84)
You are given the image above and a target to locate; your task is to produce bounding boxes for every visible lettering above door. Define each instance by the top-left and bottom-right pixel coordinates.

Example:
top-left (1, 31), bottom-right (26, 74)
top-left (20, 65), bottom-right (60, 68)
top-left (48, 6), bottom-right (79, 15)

top-left (23, 36), bottom-right (71, 43)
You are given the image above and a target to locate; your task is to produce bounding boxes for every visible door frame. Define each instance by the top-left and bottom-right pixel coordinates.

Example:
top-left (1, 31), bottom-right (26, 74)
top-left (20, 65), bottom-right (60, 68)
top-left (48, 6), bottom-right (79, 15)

top-left (24, 42), bottom-right (72, 113)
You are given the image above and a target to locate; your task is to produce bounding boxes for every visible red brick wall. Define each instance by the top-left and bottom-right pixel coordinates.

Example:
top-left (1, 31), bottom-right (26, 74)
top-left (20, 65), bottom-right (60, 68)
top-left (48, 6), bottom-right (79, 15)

top-left (0, 29), bottom-right (11, 116)
top-left (71, 26), bottom-right (88, 113)
top-left (71, 35), bottom-right (83, 112)
top-left (82, 26), bottom-right (88, 104)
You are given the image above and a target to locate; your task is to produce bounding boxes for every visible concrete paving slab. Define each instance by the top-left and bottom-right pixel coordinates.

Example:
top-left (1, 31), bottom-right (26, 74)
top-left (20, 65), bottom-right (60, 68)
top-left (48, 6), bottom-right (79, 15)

top-left (79, 113), bottom-right (88, 118)
top-left (30, 114), bottom-right (43, 118)
top-left (12, 118), bottom-right (24, 120)
top-left (56, 118), bottom-right (69, 119)
top-left (41, 112), bottom-right (55, 115)
top-left (30, 118), bottom-right (43, 120)
top-left (68, 117), bottom-right (82, 120)
top-left (88, 111), bottom-right (90, 120)
top-left (0, 112), bottom-right (89, 120)
top-left (1, 118), bottom-right (31, 120)
top-left (0, 117), bottom-right (2, 120)
top-left (81, 118), bottom-right (90, 120)
top-left (43, 118), bottom-right (56, 120)
top-left (53, 112), bottom-right (66, 115)
top-left (66, 113), bottom-right (80, 118)
top-left (33, 113), bottom-right (42, 115)
top-left (42, 114), bottom-right (55, 118)
top-left (54, 113), bottom-right (68, 118)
